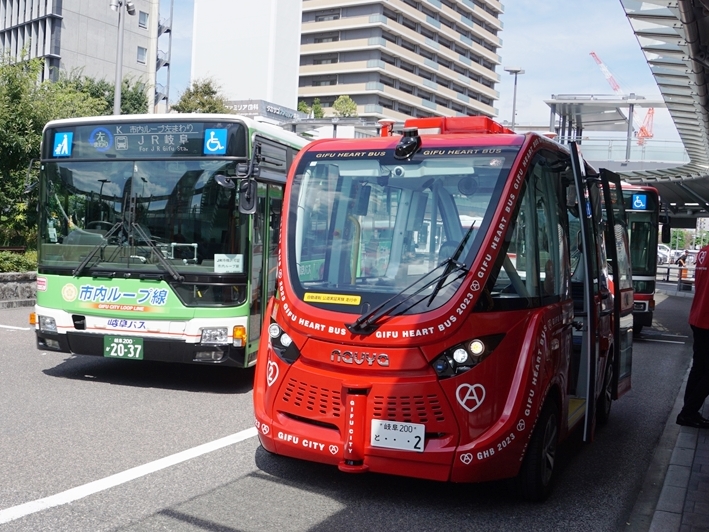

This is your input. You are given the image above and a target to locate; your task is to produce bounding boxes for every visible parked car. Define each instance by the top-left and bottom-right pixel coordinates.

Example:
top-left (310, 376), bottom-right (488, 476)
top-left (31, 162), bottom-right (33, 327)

top-left (657, 244), bottom-right (671, 264)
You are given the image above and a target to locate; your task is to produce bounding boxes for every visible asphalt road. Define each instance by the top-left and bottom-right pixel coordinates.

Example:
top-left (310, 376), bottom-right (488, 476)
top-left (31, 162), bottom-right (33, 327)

top-left (0, 294), bottom-right (694, 532)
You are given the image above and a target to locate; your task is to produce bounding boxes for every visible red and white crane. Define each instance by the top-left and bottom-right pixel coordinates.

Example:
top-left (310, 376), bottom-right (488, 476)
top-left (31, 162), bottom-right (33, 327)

top-left (590, 51), bottom-right (654, 145)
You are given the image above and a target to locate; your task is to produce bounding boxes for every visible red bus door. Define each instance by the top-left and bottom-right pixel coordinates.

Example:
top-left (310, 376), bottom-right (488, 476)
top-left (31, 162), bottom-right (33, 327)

top-left (600, 169), bottom-right (634, 399)
top-left (569, 143), bottom-right (604, 443)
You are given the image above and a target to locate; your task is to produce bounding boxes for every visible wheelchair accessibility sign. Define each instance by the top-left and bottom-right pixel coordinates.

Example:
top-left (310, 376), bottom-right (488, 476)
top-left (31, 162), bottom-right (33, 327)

top-left (203, 129), bottom-right (227, 155)
top-left (53, 132), bottom-right (74, 157)
top-left (632, 193), bottom-right (647, 210)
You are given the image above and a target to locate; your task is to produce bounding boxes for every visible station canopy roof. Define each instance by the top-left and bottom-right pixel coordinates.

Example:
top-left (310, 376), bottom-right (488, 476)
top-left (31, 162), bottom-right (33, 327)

top-left (544, 94), bottom-right (664, 132)
top-left (617, 0), bottom-right (709, 218)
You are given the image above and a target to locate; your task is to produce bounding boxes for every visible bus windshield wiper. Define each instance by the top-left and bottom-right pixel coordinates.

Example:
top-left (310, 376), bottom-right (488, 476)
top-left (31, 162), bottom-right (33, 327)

top-left (426, 221), bottom-right (477, 305)
top-left (73, 221), bottom-right (184, 282)
top-left (130, 222), bottom-right (184, 282)
top-left (347, 222), bottom-right (476, 336)
top-left (72, 220), bottom-right (124, 278)
top-left (346, 261), bottom-right (468, 336)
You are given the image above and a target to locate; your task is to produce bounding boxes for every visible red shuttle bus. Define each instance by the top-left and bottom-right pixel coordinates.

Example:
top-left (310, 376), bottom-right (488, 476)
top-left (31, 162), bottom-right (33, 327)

top-left (622, 185), bottom-right (660, 334)
top-left (253, 117), bottom-right (634, 501)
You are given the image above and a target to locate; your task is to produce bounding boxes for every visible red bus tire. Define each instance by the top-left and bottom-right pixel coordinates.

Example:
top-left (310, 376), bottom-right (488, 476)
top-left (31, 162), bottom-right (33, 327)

top-left (596, 356), bottom-right (614, 426)
top-left (516, 399), bottom-right (559, 502)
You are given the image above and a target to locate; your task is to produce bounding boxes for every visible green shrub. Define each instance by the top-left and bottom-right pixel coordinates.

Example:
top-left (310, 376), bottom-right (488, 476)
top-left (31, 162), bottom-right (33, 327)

top-left (0, 251), bottom-right (37, 273)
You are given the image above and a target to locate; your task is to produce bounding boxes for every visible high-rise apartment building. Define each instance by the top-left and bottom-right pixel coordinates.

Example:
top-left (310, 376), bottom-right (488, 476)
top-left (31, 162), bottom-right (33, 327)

top-left (299, 0), bottom-right (502, 121)
top-left (0, 0), bottom-right (159, 97)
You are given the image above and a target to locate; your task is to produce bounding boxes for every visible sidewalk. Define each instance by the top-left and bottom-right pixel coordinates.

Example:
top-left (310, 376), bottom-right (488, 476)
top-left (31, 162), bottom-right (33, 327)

top-left (648, 386), bottom-right (709, 532)
top-left (644, 285), bottom-right (707, 531)
top-left (626, 287), bottom-right (708, 531)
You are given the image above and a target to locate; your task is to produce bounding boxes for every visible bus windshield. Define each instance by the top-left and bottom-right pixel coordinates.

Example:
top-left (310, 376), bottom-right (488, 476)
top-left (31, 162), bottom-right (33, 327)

top-left (287, 146), bottom-right (518, 312)
top-left (41, 159), bottom-right (248, 276)
top-left (625, 190), bottom-right (659, 277)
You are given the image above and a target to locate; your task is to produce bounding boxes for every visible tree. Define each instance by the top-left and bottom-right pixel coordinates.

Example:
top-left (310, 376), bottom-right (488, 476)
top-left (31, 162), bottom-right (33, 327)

top-left (311, 98), bottom-right (324, 119)
top-left (0, 55), bottom-right (109, 246)
top-left (332, 95), bottom-right (358, 117)
top-left (670, 229), bottom-right (688, 252)
top-left (53, 74), bottom-right (149, 115)
top-left (297, 100), bottom-right (310, 115)
top-left (116, 78), bottom-right (150, 115)
top-left (171, 79), bottom-right (231, 114)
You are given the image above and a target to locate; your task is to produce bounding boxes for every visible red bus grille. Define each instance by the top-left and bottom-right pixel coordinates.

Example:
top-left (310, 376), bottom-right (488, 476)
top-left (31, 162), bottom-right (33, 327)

top-left (372, 394), bottom-right (446, 424)
top-left (281, 377), bottom-right (343, 418)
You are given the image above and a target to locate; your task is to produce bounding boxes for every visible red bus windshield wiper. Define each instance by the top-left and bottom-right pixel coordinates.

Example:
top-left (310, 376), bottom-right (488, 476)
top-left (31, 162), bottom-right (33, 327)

top-left (346, 262), bottom-right (468, 335)
top-left (346, 223), bottom-right (476, 336)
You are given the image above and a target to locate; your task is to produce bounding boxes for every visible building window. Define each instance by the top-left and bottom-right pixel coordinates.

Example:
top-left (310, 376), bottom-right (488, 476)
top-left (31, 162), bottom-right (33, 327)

top-left (379, 97), bottom-right (394, 110)
top-left (381, 53), bottom-right (397, 66)
top-left (398, 103), bottom-right (413, 115)
top-left (312, 75), bottom-right (337, 86)
top-left (314, 9), bottom-right (340, 22)
top-left (400, 61), bottom-right (415, 74)
top-left (137, 46), bottom-right (147, 64)
top-left (314, 32), bottom-right (339, 43)
top-left (401, 39), bottom-right (416, 53)
top-left (138, 11), bottom-right (148, 29)
top-left (402, 17), bottom-right (417, 31)
top-left (380, 75), bottom-right (396, 88)
top-left (382, 31), bottom-right (397, 44)
top-left (313, 53), bottom-right (339, 65)
top-left (399, 82), bottom-right (415, 95)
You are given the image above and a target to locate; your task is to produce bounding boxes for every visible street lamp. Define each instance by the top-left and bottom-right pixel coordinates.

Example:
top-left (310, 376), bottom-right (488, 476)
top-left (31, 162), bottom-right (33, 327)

top-left (504, 67), bottom-right (525, 131)
top-left (110, 0), bottom-right (136, 115)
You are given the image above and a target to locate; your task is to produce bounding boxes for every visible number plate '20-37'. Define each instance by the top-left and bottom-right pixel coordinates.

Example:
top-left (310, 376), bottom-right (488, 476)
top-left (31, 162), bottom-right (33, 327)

top-left (104, 336), bottom-right (143, 360)
top-left (370, 420), bottom-right (424, 452)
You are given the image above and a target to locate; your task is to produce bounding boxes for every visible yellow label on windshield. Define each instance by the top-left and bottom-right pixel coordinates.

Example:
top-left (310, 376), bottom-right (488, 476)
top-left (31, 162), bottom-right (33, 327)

top-left (304, 293), bottom-right (361, 305)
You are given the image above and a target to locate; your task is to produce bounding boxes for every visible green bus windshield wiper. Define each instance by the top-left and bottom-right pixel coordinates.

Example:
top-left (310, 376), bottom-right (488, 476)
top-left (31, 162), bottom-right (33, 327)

top-left (72, 221), bottom-right (124, 278)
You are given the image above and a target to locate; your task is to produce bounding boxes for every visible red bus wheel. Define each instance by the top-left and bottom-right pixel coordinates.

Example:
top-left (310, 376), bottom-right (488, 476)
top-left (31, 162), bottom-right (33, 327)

top-left (516, 400), bottom-right (558, 502)
top-left (596, 357), bottom-right (614, 426)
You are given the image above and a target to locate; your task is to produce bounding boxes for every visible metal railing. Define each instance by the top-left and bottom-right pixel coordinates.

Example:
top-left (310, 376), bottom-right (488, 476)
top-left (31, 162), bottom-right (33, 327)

top-left (558, 137), bottom-right (690, 164)
top-left (656, 265), bottom-right (695, 292)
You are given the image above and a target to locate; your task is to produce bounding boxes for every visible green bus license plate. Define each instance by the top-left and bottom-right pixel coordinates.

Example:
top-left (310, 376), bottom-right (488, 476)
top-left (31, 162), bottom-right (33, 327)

top-left (104, 336), bottom-right (143, 360)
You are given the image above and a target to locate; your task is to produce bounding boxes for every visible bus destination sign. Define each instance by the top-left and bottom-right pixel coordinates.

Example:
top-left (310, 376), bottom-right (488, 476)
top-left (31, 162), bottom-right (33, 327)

top-left (48, 121), bottom-right (246, 159)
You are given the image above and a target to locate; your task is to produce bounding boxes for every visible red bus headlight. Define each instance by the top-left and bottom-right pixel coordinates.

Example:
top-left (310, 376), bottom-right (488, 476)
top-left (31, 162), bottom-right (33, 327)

top-left (268, 321), bottom-right (300, 364)
top-left (432, 333), bottom-right (505, 378)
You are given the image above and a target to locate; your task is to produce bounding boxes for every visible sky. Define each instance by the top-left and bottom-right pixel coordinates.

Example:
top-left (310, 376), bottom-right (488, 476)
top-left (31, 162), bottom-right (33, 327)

top-left (159, 0), bottom-right (680, 142)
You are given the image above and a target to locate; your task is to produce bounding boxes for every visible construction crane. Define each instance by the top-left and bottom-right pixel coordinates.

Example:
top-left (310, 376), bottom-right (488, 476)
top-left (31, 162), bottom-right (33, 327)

top-left (590, 51), bottom-right (654, 145)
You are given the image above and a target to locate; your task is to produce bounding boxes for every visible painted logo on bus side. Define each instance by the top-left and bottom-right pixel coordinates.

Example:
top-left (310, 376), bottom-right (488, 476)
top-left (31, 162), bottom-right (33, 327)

top-left (330, 349), bottom-right (390, 367)
top-left (456, 383), bottom-right (486, 412)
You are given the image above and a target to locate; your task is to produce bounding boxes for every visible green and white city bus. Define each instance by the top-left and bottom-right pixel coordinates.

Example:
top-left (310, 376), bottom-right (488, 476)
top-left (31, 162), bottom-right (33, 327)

top-left (32, 114), bottom-right (308, 367)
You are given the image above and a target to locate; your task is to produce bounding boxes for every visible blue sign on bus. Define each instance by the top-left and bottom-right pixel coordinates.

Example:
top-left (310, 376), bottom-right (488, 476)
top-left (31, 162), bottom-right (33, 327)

top-left (53, 132), bottom-right (74, 157)
top-left (632, 193), bottom-right (647, 210)
top-left (203, 129), bottom-right (228, 155)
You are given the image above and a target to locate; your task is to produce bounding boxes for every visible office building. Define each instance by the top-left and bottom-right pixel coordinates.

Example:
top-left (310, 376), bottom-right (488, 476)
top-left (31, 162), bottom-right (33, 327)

top-left (299, 0), bottom-right (503, 121)
top-left (0, 0), bottom-right (159, 98)
top-left (191, 0), bottom-right (302, 109)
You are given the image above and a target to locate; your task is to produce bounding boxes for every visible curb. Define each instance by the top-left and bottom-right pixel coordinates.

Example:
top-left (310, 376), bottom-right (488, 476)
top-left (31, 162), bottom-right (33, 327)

top-left (0, 300), bottom-right (35, 310)
top-left (625, 368), bottom-right (688, 531)
top-left (647, 370), bottom-right (693, 532)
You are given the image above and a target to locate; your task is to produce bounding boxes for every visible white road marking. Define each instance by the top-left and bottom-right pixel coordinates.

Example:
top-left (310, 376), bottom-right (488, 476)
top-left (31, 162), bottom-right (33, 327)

top-left (0, 427), bottom-right (258, 524)
top-left (0, 324), bottom-right (31, 331)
